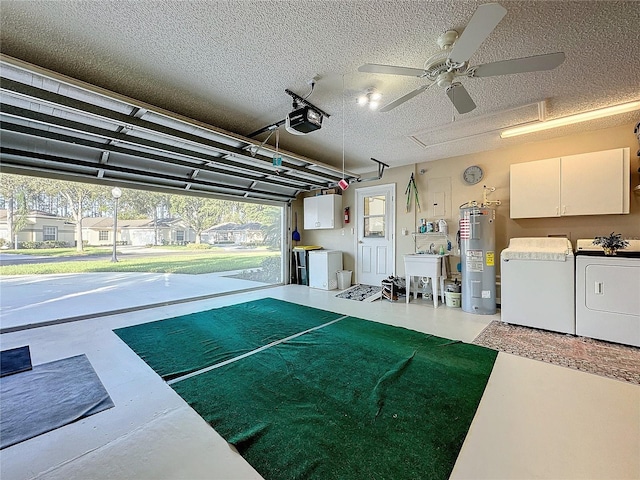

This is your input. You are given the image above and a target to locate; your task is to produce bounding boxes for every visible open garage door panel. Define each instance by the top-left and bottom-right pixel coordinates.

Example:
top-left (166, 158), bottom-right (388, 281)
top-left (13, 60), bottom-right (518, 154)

top-left (0, 55), bottom-right (358, 204)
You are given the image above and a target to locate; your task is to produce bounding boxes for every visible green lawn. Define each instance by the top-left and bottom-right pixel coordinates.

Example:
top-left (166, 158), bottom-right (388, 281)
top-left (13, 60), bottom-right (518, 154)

top-left (1, 246), bottom-right (113, 257)
top-left (0, 251), bottom-right (280, 275)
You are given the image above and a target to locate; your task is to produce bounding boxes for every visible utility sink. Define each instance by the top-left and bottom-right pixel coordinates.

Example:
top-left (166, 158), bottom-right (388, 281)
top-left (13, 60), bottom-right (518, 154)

top-left (403, 254), bottom-right (449, 307)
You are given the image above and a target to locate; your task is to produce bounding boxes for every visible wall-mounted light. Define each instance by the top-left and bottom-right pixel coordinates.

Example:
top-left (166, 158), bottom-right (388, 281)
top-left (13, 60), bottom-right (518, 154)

top-left (500, 100), bottom-right (640, 138)
top-left (357, 89), bottom-right (382, 110)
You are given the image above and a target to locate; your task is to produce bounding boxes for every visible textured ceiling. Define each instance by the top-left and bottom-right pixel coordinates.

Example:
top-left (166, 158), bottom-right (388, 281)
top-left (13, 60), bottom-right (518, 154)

top-left (1, 1), bottom-right (639, 174)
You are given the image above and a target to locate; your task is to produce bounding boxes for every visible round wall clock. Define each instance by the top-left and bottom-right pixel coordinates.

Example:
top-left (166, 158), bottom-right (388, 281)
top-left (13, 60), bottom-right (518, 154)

top-left (463, 165), bottom-right (484, 185)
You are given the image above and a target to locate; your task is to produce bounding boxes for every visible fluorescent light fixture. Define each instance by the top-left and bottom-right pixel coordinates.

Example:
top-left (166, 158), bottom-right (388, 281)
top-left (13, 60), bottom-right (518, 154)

top-left (500, 100), bottom-right (640, 138)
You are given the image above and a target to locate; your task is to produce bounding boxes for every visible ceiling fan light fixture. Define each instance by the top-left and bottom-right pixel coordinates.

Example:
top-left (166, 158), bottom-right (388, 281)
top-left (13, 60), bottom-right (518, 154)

top-left (357, 88), bottom-right (382, 110)
top-left (500, 100), bottom-right (640, 138)
top-left (437, 30), bottom-right (459, 50)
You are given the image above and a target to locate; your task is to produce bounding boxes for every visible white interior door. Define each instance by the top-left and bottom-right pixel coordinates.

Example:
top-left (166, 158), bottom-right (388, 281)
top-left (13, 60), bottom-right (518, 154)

top-left (356, 184), bottom-right (395, 286)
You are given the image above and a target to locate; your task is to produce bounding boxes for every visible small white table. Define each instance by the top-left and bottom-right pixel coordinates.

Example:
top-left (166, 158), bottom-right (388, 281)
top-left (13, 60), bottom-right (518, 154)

top-left (404, 254), bottom-right (448, 307)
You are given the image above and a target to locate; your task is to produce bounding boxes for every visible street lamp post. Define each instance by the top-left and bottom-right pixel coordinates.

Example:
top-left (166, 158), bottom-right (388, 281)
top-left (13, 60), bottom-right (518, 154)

top-left (111, 187), bottom-right (122, 262)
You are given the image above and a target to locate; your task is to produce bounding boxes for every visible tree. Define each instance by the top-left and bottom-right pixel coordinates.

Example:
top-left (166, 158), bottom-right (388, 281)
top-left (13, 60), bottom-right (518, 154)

top-left (170, 195), bottom-right (226, 244)
top-left (119, 190), bottom-right (171, 245)
top-left (0, 174), bottom-right (33, 248)
top-left (260, 207), bottom-right (282, 249)
top-left (240, 203), bottom-right (280, 225)
top-left (40, 179), bottom-right (108, 252)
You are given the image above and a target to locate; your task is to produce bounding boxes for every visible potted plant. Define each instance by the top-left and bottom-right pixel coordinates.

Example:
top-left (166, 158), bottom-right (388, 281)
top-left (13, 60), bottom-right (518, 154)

top-left (592, 232), bottom-right (629, 255)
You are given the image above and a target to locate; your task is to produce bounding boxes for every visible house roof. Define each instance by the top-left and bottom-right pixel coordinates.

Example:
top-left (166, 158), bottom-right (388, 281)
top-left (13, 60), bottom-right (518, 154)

top-left (204, 222), bottom-right (263, 232)
top-left (0, 209), bottom-right (67, 221)
top-left (0, 1), bottom-right (638, 193)
top-left (82, 217), bottom-right (187, 229)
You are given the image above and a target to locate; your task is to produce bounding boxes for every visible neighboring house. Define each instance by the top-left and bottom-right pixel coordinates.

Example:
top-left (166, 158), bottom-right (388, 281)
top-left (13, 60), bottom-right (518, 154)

top-left (202, 222), bottom-right (264, 245)
top-left (0, 209), bottom-right (75, 245)
top-left (82, 217), bottom-right (195, 246)
top-left (0, 211), bottom-right (197, 248)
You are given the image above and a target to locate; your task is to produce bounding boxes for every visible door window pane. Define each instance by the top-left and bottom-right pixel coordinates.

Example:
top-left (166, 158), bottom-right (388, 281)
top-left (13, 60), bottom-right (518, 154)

top-left (363, 195), bottom-right (385, 238)
top-left (364, 217), bottom-right (385, 237)
top-left (364, 195), bottom-right (385, 216)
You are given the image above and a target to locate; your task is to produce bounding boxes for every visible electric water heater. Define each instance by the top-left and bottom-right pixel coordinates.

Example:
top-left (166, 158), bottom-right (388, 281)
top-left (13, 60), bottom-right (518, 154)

top-left (459, 206), bottom-right (496, 315)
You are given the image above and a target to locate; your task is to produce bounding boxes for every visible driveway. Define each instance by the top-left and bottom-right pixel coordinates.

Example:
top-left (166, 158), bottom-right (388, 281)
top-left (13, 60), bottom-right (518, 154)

top-left (0, 271), bottom-right (269, 333)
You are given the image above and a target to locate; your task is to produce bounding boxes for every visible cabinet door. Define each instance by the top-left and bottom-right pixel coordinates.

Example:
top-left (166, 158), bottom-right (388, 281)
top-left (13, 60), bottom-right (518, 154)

top-left (303, 195), bottom-right (341, 229)
top-left (303, 197), bottom-right (318, 230)
top-left (510, 158), bottom-right (561, 218)
top-left (315, 195), bottom-right (340, 229)
top-left (561, 149), bottom-right (628, 216)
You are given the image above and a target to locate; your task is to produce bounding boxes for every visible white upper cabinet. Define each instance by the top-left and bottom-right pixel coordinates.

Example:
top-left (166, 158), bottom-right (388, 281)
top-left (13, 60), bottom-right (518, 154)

top-left (303, 194), bottom-right (342, 229)
top-left (510, 157), bottom-right (561, 218)
top-left (560, 149), bottom-right (629, 215)
top-left (510, 147), bottom-right (630, 219)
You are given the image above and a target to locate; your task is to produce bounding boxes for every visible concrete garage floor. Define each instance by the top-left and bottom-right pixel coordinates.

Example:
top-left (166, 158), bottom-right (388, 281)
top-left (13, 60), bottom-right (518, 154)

top-left (0, 275), bottom-right (639, 480)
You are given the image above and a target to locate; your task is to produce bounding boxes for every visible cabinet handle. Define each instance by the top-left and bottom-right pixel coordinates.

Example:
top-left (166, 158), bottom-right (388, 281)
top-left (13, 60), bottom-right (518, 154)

top-left (556, 206), bottom-right (559, 215)
top-left (595, 282), bottom-right (603, 295)
top-left (562, 205), bottom-right (566, 214)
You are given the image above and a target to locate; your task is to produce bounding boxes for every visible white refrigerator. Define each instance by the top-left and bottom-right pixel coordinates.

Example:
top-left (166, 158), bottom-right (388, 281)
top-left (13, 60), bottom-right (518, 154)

top-left (308, 250), bottom-right (343, 290)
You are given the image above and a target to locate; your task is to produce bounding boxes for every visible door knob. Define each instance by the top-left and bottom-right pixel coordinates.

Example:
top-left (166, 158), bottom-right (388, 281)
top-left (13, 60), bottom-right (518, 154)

top-left (358, 240), bottom-right (363, 244)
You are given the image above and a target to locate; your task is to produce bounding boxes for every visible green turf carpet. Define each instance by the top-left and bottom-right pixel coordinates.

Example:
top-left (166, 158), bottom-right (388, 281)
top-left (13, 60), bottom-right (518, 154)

top-left (171, 315), bottom-right (497, 480)
top-left (114, 298), bottom-right (342, 380)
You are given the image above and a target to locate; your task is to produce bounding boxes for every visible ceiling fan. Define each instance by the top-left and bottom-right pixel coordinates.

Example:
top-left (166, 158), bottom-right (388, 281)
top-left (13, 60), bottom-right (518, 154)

top-left (358, 2), bottom-right (565, 114)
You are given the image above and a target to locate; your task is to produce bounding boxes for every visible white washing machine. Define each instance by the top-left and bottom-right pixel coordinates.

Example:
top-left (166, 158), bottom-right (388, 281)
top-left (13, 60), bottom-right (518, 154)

top-left (500, 237), bottom-right (575, 334)
top-left (575, 239), bottom-right (640, 347)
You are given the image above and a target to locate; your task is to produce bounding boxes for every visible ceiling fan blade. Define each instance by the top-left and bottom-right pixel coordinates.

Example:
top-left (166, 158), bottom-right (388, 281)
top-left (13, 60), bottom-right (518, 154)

top-left (379, 84), bottom-right (432, 112)
top-left (358, 63), bottom-right (425, 77)
top-left (448, 2), bottom-right (507, 64)
top-left (445, 83), bottom-right (476, 114)
top-left (471, 52), bottom-right (566, 77)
